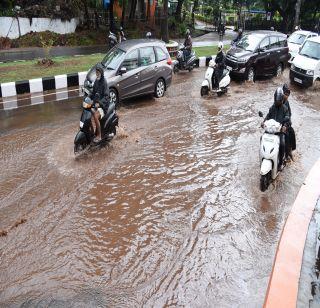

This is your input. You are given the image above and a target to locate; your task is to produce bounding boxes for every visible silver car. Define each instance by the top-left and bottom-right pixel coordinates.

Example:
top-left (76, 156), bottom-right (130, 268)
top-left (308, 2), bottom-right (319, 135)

top-left (84, 39), bottom-right (173, 106)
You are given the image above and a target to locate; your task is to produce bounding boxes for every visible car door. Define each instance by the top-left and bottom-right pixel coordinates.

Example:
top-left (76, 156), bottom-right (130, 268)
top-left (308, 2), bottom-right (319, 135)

top-left (255, 37), bottom-right (271, 75)
top-left (269, 36), bottom-right (281, 70)
top-left (117, 48), bottom-right (142, 99)
top-left (139, 46), bottom-right (157, 94)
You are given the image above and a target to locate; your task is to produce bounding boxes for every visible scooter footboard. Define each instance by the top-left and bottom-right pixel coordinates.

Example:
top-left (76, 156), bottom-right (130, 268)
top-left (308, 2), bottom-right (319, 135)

top-left (260, 159), bottom-right (272, 175)
top-left (74, 130), bottom-right (89, 146)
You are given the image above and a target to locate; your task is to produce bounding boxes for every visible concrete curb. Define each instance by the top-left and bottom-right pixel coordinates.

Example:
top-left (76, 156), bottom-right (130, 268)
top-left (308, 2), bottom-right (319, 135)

top-left (264, 158), bottom-right (320, 308)
top-left (0, 56), bottom-right (215, 99)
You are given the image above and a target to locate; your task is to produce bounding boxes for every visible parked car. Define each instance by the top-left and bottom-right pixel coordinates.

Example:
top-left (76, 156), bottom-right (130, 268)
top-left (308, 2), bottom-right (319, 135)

top-left (84, 39), bottom-right (173, 106)
top-left (225, 30), bottom-right (290, 82)
top-left (287, 30), bottom-right (318, 64)
top-left (290, 36), bottom-right (320, 87)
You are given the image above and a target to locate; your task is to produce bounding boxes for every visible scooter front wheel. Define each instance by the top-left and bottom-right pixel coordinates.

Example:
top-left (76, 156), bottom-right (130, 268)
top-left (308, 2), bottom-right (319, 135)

top-left (201, 86), bottom-right (209, 97)
top-left (260, 172), bottom-right (271, 192)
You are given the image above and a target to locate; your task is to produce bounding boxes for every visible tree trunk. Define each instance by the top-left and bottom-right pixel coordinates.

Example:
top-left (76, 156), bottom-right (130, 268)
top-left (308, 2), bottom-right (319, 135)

top-left (139, 0), bottom-right (146, 20)
top-left (175, 0), bottom-right (184, 22)
top-left (109, 0), bottom-right (115, 33)
top-left (192, 0), bottom-right (198, 27)
top-left (293, 0), bottom-right (302, 30)
top-left (162, 0), bottom-right (169, 43)
top-left (82, 0), bottom-right (89, 29)
top-left (121, 0), bottom-right (126, 27)
top-left (129, 0), bottom-right (137, 20)
top-left (146, 0), bottom-right (151, 21)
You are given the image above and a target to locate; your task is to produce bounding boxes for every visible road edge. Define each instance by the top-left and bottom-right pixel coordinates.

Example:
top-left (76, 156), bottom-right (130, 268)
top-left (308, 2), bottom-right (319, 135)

top-left (264, 158), bottom-right (320, 307)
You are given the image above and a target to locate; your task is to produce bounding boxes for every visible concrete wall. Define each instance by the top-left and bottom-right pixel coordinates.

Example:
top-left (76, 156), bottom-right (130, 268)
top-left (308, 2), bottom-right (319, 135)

top-left (0, 17), bottom-right (79, 39)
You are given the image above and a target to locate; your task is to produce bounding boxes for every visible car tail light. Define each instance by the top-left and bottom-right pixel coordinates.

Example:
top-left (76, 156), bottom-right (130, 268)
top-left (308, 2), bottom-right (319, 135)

top-left (167, 57), bottom-right (172, 65)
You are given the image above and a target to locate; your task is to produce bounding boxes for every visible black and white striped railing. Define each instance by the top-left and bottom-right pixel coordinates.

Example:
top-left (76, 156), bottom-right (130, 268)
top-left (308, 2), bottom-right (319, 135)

top-left (0, 56), bottom-right (216, 100)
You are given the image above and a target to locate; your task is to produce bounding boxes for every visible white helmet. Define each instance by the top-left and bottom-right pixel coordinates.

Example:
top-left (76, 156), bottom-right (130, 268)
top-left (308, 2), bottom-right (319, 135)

top-left (218, 41), bottom-right (224, 50)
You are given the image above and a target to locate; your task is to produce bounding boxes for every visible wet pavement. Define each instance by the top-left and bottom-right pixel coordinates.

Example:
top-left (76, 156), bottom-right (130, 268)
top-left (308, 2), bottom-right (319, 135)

top-left (1, 69), bottom-right (320, 307)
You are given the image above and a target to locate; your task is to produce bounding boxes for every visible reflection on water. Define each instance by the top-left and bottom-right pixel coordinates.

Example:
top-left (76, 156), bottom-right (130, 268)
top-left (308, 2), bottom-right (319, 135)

top-left (1, 70), bottom-right (320, 307)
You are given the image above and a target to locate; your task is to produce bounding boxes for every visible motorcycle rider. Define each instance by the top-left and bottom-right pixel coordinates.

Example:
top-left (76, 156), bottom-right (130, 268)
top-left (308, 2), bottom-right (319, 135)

top-left (212, 42), bottom-right (226, 89)
top-left (283, 83), bottom-right (296, 159)
top-left (232, 28), bottom-right (243, 45)
top-left (90, 64), bottom-right (109, 142)
top-left (119, 26), bottom-right (126, 43)
top-left (183, 29), bottom-right (192, 62)
top-left (262, 87), bottom-right (290, 170)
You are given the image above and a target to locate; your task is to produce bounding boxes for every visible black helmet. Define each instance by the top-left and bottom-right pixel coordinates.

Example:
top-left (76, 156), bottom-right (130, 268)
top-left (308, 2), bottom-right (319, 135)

top-left (274, 87), bottom-right (284, 104)
top-left (282, 83), bottom-right (290, 95)
top-left (95, 63), bottom-right (104, 77)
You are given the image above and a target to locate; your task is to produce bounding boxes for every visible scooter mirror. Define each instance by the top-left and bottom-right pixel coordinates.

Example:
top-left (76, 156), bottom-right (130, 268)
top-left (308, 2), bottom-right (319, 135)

top-left (258, 111), bottom-right (263, 117)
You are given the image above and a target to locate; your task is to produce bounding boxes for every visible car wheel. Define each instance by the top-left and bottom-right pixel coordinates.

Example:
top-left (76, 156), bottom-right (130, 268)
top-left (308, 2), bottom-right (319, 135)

top-left (155, 78), bottom-right (165, 98)
top-left (109, 88), bottom-right (119, 107)
top-left (275, 63), bottom-right (283, 77)
top-left (247, 66), bottom-right (255, 82)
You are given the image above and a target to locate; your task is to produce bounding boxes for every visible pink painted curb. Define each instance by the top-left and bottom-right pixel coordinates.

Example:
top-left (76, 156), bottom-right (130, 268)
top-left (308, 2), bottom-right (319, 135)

top-left (264, 158), bottom-right (320, 307)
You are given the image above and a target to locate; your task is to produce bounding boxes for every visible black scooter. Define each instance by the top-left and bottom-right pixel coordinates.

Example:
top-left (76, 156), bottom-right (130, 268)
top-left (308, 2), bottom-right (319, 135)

top-left (173, 45), bottom-right (197, 73)
top-left (74, 97), bottom-right (119, 154)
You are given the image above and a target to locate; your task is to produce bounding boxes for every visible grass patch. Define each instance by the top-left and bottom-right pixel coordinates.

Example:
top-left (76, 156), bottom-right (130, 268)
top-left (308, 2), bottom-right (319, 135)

top-left (0, 54), bottom-right (104, 83)
top-left (194, 45), bottom-right (230, 57)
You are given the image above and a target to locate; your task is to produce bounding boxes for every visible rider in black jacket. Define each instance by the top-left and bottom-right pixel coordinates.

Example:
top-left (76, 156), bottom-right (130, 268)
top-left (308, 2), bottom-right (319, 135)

top-left (89, 64), bottom-right (109, 142)
top-left (213, 42), bottom-right (226, 89)
top-left (262, 87), bottom-right (290, 170)
top-left (183, 29), bottom-right (192, 61)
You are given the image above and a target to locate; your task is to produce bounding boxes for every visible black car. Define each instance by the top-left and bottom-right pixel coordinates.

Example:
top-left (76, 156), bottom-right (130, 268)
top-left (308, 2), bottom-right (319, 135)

top-left (226, 31), bottom-right (290, 81)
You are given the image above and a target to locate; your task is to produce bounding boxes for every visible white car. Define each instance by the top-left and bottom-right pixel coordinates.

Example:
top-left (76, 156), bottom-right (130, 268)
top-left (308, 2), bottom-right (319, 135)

top-left (290, 36), bottom-right (320, 87)
top-left (287, 30), bottom-right (318, 64)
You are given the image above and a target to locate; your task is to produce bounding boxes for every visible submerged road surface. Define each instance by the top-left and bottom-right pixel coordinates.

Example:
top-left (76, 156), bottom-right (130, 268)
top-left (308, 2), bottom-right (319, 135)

top-left (1, 70), bottom-right (320, 307)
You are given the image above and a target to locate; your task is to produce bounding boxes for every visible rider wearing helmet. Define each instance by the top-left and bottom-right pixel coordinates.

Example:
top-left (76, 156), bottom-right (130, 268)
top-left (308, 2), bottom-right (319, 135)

top-left (282, 83), bottom-right (296, 159)
top-left (146, 32), bottom-right (152, 39)
top-left (262, 87), bottom-right (290, 169)
top-left (89, 64), bottom-right (109, 142)
top-left (232, 28), bottom-right (243, 45)
top-left (183, 29), bottom-right (192, 61)
top-left (213, 42), bottom-right (226, 89)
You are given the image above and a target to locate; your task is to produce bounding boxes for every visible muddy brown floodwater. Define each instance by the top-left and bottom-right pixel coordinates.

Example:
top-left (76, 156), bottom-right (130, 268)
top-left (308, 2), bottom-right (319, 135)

top-left (1, 69), bottom-right (320, 307)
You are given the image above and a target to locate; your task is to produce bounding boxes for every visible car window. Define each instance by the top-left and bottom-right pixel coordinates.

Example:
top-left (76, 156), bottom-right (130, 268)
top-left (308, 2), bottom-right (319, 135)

top-left (140, 47), bottom-right (156, 66)
top-left (122, 49), bottom-right (139, 71)
top-left (278, 36), bottom-right (287, 47)
top-left (155, 47), bottom-right (167, 62)
top-left (269, 36), bottom-right (279, 49)
top-left (260, 37), bottom-right (270, 50)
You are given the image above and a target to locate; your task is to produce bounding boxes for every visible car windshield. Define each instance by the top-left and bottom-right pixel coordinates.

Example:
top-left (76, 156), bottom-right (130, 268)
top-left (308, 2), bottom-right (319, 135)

top-left (288, 33), bottom-right (306, 45)
top-left (101, 48), bottom-right (126, 70)
top-left (236, 34), bottom-right (263, 51)
top-left (299, 40), bottom-right (320, 60)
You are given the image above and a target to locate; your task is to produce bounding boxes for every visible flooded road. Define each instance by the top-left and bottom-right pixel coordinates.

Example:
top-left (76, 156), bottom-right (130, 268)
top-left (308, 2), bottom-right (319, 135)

top-left (1, 69), bottom-right (320, 307)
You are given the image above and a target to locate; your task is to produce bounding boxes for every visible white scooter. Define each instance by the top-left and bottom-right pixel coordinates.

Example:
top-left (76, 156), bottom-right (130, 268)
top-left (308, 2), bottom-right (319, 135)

top-left (200, 59), bottom-right (231, 97)
top-left (259, 112), bottom-right (285, 191)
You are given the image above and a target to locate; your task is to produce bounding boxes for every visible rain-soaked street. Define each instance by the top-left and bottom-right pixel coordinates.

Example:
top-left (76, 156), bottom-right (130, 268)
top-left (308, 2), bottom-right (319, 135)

top-left (1, 69), bottom-right (320, 307)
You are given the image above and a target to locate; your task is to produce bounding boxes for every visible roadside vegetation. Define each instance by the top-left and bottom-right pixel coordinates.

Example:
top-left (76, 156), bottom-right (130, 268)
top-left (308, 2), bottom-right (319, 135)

top-left (0, 45), bottom-right (229, 83)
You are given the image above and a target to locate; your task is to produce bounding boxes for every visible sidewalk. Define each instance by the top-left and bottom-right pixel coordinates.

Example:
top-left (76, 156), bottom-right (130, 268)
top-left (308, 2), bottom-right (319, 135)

top-left (0, 45), bottom-right (106, 63)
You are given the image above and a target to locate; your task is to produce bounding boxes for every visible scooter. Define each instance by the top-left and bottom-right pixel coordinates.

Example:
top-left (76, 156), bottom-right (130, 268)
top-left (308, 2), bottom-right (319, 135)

top-left (74, 97), bottom-right (119, 155)
top-left (173, 45), bottom-right (197, 73)
top-left (259, 112), bottom-right (285, 191)
top-left (201, 60), bottom-right (231, 97)
top-left (108, 31), bottom-right (118, 49)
